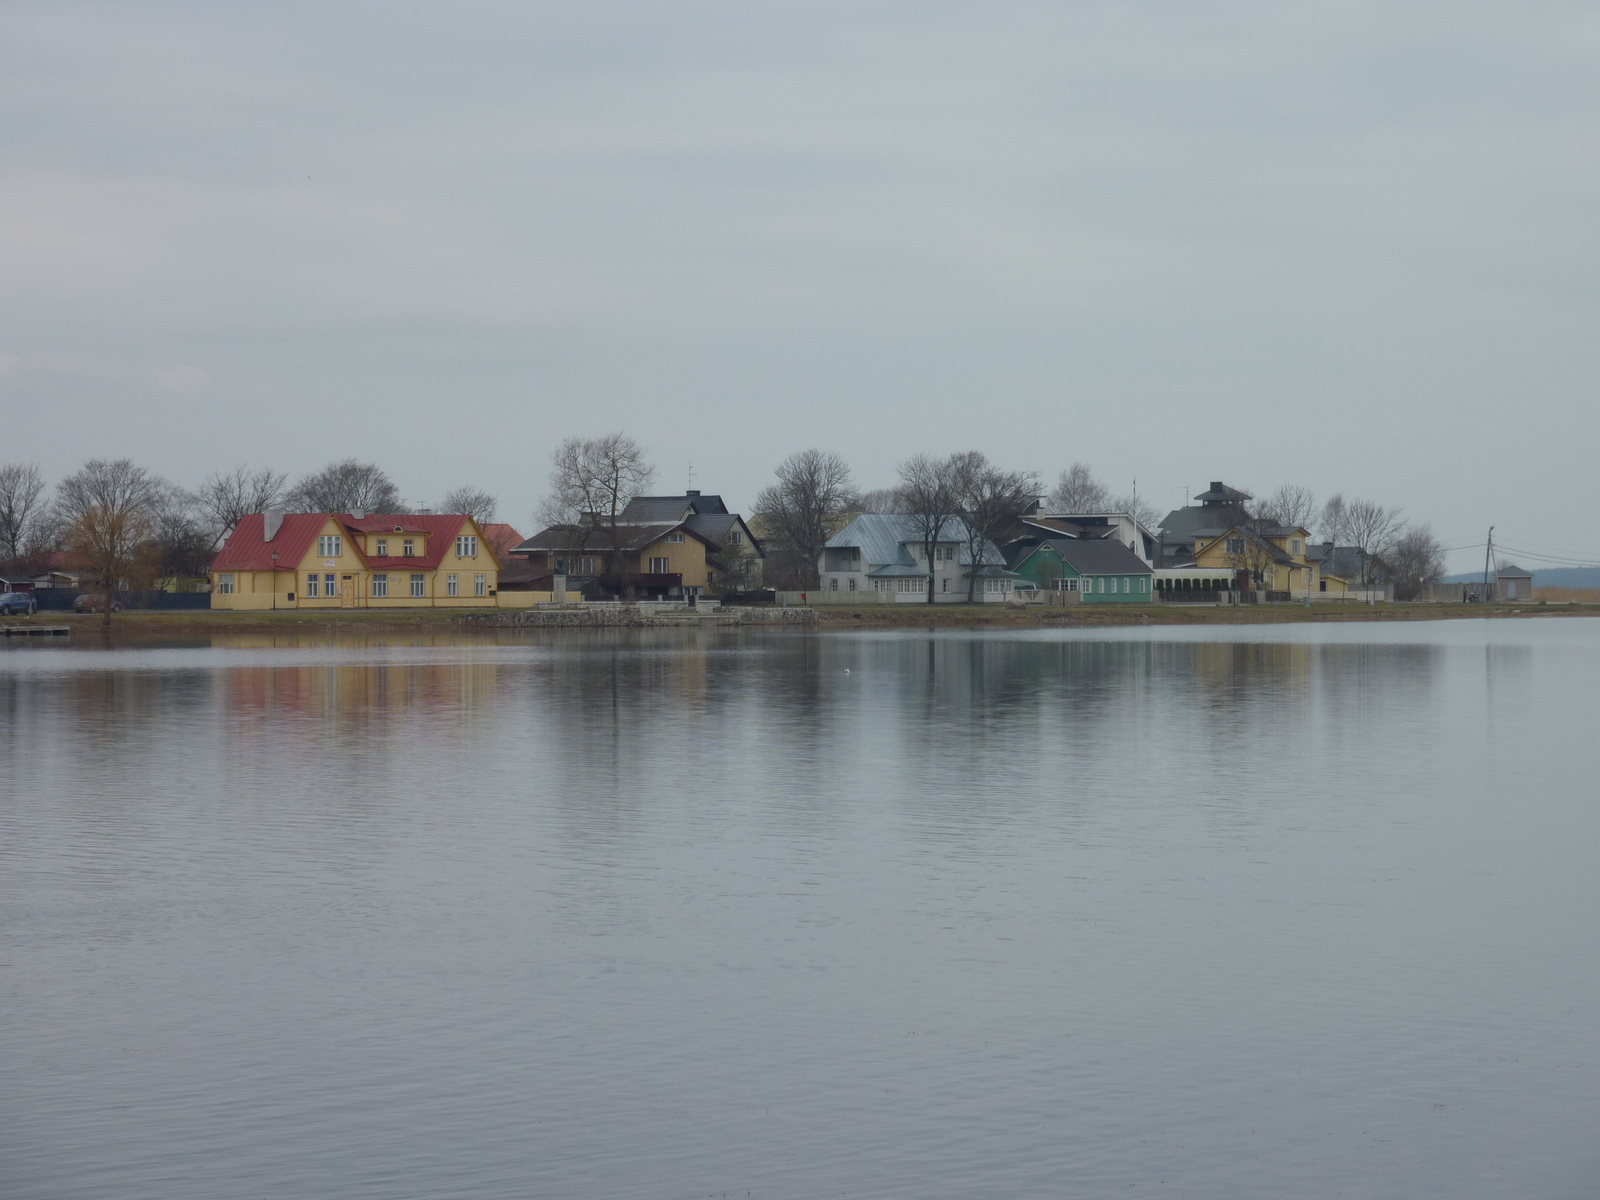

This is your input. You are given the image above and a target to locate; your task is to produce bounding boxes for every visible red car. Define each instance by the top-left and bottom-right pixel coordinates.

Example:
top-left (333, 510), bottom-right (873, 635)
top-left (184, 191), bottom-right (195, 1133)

top-left (72, 593), bottom-right (123, 614)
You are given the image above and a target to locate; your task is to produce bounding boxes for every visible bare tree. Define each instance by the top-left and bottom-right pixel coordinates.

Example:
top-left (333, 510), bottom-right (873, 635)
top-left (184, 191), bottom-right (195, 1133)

top-left (1107, 491), bottom-right (1163, 531)
top-left (753, 450), bottom-right (856, 590)
top-left (1319, 494), bottom-right (1350, 545)
top-left (1257, 484), bottom-right (1318, 531)
top-left (285, 459), bottom-right (402, 514)
top-left (950, 451), bottom-right (1037, 602)
top-left (441, 487), bottom-right (498, 525)
top-left (1344, 499), bottom-right (1405, 586)
top-left (1387, 525), bottom-right (1446, 601)
top-left (56, 460), bottom-right (161, 626)
top-left (142, 484), bottom-right (213, 590)
top-left (0, 463), bottom-right (48, 563)
top-left (1048, 462), bottom-right (1110, 513)
top-left (542, 434), bottom-right (655, 591)
top-left (854, 487), bottom-right (906, 515)
top-left (898, 453), bottom-right (961, 604)
top-left (195, 466), bottom-right (287, 545)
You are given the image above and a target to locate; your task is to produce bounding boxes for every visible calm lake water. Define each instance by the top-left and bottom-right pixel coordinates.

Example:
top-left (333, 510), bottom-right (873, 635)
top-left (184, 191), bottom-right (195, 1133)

top-left (3, 620), bottom-right (1598, 1199)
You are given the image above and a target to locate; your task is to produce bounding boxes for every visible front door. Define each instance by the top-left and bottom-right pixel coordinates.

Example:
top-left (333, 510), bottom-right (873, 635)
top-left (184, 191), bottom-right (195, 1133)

top-left (341, 574), bottom-right (357, 607)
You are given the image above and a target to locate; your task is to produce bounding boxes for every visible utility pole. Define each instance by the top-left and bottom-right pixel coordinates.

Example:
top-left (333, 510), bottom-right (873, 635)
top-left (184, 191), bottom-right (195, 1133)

top-left (1483, 526), bottom-right (1494, 601)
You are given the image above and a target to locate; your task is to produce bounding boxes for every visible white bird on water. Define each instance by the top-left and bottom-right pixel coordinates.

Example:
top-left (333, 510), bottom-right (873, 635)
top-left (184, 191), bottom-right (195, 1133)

top-left (843, 668), bottom-right (851, 674)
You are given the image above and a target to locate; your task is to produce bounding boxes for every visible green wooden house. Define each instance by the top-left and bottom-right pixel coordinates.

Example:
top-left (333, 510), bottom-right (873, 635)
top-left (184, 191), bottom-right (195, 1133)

top-left (1010, 537), bottom-right (1153, 603)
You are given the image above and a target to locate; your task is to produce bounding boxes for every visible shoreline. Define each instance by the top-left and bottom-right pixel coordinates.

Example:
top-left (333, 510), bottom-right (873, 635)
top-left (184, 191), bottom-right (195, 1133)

top-left (4, 600), bottom-right (1594, 639)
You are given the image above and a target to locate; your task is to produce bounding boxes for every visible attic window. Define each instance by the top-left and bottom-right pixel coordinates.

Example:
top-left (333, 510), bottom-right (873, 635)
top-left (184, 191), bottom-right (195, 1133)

top-left (665, 533), bottom-right (685, 543)
top-left (394, 526), bottom-right (403, 533)
top-left (403, 539), bottom-right (415, 556)
top-left (376, 539), bottom-right (388, 556)
top-left (1226, 538), bottom-right (1245, 555)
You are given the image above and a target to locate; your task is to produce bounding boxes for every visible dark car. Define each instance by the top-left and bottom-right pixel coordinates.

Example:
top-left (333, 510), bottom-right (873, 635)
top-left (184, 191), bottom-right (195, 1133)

top-left (72, 593), bottom-right (123, 614)
top-left (0, 591), bottom-right (37, 615)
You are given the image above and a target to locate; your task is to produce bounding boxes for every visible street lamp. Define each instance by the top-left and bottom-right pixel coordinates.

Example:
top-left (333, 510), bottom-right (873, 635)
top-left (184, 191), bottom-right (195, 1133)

top-left (271, 551), bottom-right (279, 610)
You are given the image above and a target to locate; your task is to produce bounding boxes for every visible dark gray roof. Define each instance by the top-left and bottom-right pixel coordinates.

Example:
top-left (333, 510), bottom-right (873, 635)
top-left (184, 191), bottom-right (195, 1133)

top-left (514, 522), bottom-right (701, 553)
top-left (618, 492), bottom-right (730, 523)
top-left (1194, 481), bottom-right (1252, 504)
top-left (1031, 538), bottom-right (1151, 575)
top-left (1495, 563), bottom-right (1533, 578)
top-left (1158, 503), bottom-right (1254, 540)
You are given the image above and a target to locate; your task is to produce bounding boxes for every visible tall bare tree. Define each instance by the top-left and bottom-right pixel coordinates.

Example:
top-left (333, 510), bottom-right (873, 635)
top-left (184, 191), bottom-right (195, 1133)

top-left (56, 460), bottom-right (160, 626)
top-left (754, 450), bottom-right (856, 589)
top-left (285, 459), bottom-right (402, 514)
top-left (1343, 499), bottom-right (1405, 586)
top-left (1319, 494), bottom-right (1351, 545)
top-left (950, 451), bottom-right (1037, 602)
top-left (142, 484), bottom-right (213, 590)
top-left (1257, 484), bottom-right (1318, 531)
top-left (854, 487), bottom-right (906, 515)
top-left (1388, 525), bottom-right (1446, 600)
top-left (898, 453), bottom-right (961, 604)
top-left (542, 434), bottom-right (655, 591)
top-left (195, 465), bottom-right (287, 545)
top-left (1048, 462), bottom-right (1110, 513)
top-left (0, 463), bottom-right (48, 563)
top-left (441, 487), bottom-right (498, 525)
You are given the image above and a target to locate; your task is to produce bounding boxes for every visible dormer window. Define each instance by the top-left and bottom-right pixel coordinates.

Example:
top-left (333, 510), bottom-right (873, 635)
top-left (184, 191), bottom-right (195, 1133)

top-left (403, 539), bottom-right (415, 556)
top-left (1291, 539), bottom-right (1302, 555)
top-left (730, 530), bottom-right (742, 545)
top-left (376, 539), bottom-right (388, 556)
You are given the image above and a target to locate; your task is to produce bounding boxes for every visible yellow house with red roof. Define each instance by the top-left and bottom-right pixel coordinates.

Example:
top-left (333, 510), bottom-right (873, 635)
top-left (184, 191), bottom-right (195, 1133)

top-left (209, 511), bottom-right (505, 609)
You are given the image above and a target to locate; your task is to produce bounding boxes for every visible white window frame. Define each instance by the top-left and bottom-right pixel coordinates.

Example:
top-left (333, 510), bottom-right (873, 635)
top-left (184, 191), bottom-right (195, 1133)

top-left (447, 573), bottom-right (458, 596)
top-left (474, 573), bottom-right (486, 597)
top-left (648, 557), bottom-right (671, 574)
top-left (318, 535), bottom-right (341, 557)
top-left (376, 538), bottom-right (388, 556)
top-left (1096, 577), bottom-right (1105, 593)
top-left (1139, 577), bottom-right (1148, 593)
top-left (665, 533), bottom-right (685, 543)
top-left (410, 573), bottom-right (425, 598)
top-left (455, 535), bottom-right (477, 557)
top-left (217, 574), bottom-right (235, 594)
top-left (403, 539), bottom-right (416, 557)
top-left (306, 574), bottom-right (319, 597)
top-left (372, 574), bottom-right (388, 597)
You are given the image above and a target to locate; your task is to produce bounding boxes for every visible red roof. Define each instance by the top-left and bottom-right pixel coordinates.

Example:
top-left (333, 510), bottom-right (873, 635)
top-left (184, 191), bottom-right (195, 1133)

top-left (481, 522), bottom-right (525, 558)
top-left (211, 513), bottom-right (492, 573)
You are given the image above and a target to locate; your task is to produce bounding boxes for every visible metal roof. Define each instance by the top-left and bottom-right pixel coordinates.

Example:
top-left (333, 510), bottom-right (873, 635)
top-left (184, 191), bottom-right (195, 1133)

top-left (1027, 538), bottom-right (1152, 575)
top-left (824, 513), bottom-right (1003, 566)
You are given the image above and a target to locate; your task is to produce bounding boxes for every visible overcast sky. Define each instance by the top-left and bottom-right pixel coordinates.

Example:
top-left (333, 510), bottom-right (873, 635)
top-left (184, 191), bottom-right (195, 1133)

top-left (3, 2), bottom-right (1597, 569)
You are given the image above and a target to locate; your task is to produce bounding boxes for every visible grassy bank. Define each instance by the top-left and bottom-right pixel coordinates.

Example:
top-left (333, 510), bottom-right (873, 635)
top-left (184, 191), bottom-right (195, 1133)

top-left (6, 600), bottom-right (1598, 640)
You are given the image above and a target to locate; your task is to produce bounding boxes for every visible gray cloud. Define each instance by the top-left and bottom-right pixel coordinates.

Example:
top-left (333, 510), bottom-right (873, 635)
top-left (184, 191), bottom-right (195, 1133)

top-left (2, 1), bottom-right (1597, 561)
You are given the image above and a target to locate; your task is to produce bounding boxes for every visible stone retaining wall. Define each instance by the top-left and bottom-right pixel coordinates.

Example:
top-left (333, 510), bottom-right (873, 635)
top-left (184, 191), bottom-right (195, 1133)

top-left (460, 606), bottom-right (818, 628)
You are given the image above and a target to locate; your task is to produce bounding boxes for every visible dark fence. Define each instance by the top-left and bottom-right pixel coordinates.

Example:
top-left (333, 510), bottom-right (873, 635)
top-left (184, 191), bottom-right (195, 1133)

top-left (31, 589), bottom-right (212, 612)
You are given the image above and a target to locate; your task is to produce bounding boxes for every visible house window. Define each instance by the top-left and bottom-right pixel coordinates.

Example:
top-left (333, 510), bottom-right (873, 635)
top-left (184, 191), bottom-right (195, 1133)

top-left (403, 539), bottom-right (415, 557)
top-left (941, 577), bottom-right (948, 591)
top-left (410, 573), bottom-right (425, 597)
top-left (1139, 577), bottom-right (1148, 593)
top-left (577, 557), bottom-right (597, 575)
top-left (376, 539), bottom-right (388, 556)
top-left (447, 573), bottom-right (458, 596)
top-left (217, 574), bottom-right (235, 594)
top-left (475, 573), bottom-right (486, 597)
top-left (730, 530), bottom-right (742, 545)
top-left (306, 574), bottom-right (319, 597)
top-left (325, 574), bottom-right (336, 594)
top-left (1096, 577), bottom-right (1105, 593)
top-left (1226, 538), bottom-right (1245, 555)
top-left (665, 533), bottom-right (685, 543)
top-left (829, 578), bottom-right (839, 590)
top-left (1123, 578), bottom-right (1130, 593)
top-left (984, 577), bottom-right (1009, 592)
top-left (897, 577), bottom-right (921, 593)
top-left (318, 536), bottom-right (342, 557)
top-left (372, 574), bottom-right (388, 597)
top-left (1292, 539), bottom-right (1302, 555)
top-left (455, 535), bottom-right (477, 557)
top-left (848, 577), bottom-right (857, 591)
top-left (648, 557), bottom-right (671, 574)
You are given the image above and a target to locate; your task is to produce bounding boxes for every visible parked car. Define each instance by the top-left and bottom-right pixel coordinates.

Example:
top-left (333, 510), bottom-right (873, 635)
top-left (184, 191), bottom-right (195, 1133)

top-left (72, 593), bottom-right (123, 614)
top-left (0, 591), bottom-right (36, 615)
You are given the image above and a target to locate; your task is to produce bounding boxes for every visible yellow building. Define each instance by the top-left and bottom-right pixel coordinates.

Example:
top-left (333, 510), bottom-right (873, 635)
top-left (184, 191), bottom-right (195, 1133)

top-left (209, 511), bottom-right (504, 609)
top-left (512, 518), bottom-right (717, 600)
top-left (1192, 524), bottom-right (1349, 598)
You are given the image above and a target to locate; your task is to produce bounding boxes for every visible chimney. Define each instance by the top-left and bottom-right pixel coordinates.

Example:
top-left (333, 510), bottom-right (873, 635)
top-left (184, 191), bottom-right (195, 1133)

top-left (686, 490), bottom-right (700, 497)
top-left (263, 509), bottom-right (285, 541)
top-left (350, 508), bottom-right (365, 520)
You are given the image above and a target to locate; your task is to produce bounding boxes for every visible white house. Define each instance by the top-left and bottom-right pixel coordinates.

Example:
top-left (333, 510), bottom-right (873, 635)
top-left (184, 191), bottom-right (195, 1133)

top-left (818, 514), bottom-right (1017, 603)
